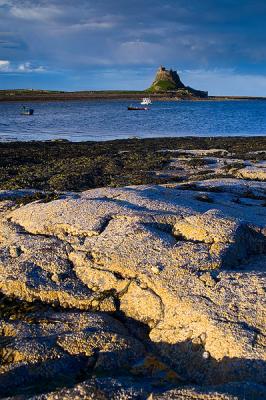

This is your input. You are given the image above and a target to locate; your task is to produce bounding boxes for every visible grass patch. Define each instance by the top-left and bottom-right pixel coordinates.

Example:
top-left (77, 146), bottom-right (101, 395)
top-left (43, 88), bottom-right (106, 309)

top-left (147, 80), bottom-right (178, 92)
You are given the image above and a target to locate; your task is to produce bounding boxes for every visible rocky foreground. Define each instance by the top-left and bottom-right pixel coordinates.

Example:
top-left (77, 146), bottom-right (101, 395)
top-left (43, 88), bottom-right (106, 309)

top-left (0, 146), bottom-right (265, 399)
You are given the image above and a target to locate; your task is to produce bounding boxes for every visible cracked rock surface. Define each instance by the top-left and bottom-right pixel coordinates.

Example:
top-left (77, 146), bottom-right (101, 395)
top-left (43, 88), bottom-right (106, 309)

top-left (0, 176), bottom-right (266, 398)
top-left (0, 310), bottom-right (144, 397)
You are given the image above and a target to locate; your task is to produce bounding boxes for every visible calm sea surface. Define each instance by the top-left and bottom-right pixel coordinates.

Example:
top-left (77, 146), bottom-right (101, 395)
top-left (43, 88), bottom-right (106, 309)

top-left (0, 100), bottom-right (266, 142)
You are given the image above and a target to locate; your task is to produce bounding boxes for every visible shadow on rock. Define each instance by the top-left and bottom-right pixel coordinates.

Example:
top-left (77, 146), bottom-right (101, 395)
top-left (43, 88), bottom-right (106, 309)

top-left (0, 330), bottom-right (265, 399)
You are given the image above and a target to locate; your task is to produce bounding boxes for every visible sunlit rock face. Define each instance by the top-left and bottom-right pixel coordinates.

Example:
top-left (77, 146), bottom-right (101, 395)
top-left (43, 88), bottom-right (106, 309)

top-left (151, 66), bottom-right (186, 90)
top-left (0, 153), bottom-right (265, 398)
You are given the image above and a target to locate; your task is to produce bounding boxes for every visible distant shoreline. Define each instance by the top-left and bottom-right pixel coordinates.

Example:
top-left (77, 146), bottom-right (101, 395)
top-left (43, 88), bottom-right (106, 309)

top-left (1, 90), bottom-right (266, 102)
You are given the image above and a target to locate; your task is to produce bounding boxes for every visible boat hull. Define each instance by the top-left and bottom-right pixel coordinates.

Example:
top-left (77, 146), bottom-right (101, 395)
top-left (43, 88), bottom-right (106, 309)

top-left (128, 107), bottom-right (148, 111)
top-left (21, 109), bottom-right (34, 116)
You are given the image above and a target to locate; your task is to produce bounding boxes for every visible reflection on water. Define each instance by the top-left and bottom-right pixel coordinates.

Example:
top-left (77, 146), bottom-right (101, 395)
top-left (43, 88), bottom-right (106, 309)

top-left (0, 100), bottom-right (266, 141)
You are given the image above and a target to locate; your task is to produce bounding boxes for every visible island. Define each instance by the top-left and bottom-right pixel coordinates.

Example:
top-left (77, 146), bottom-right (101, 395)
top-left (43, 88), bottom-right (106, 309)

top-left (146, 65), bottom-right (208, 98)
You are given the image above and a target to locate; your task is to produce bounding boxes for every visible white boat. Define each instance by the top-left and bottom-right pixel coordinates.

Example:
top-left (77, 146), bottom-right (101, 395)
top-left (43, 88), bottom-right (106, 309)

top-left (140, 97), bottom-right (152, 105)
top-left (20, 106), bottom-right (34, 115)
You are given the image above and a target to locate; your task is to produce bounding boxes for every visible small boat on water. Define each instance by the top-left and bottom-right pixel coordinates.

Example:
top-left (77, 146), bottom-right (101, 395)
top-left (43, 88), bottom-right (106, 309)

top-left (140, 97), bottom-right (152, 105)
top-left (20, 106), bottom-right (34, 116)
top-left (128, 106), bottom-right (149, 111)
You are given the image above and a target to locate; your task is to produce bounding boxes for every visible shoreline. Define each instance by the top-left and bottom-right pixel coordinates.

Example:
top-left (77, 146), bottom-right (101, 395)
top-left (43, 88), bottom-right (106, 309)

top-left (1, 91), bottom-right (266, 103)
top-left (0, 135), bottom-right (265, 398)
top-left (1, 134), bottom-right (266, 145)
top-left (1, 134), bottom-right (266, 143)
top-left (1, 136), bottom-right (265, 193)
top-left (1, 135), bottom-right (265, 145)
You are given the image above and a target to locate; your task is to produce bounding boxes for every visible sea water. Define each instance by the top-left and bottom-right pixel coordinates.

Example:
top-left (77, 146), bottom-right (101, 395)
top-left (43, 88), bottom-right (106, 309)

top-left (0, 99), bottom-right (266, 142)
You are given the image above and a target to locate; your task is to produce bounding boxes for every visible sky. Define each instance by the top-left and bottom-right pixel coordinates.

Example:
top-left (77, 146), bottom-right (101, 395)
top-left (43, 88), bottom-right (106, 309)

top-left (0, 0), bottom-right (266, 95)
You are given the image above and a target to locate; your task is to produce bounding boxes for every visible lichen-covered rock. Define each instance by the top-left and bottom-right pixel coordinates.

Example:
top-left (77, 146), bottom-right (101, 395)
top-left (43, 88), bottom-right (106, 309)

top-left (173, 209), bottom-right (265, 269)
top-left (0, 179), bottom-right (265, 388)
top-left (235, 166), bottom-right (266, 181)
top-left (0, 310), bottom-right (145, 398)
top-left (150, 382), bottom-right (266, 400)
top-left (30, 377), bottom-right (148, 400)
top-left (7, 379), bottom-right (266, 400)
top-left (120, 282), bottom-right (163, 327)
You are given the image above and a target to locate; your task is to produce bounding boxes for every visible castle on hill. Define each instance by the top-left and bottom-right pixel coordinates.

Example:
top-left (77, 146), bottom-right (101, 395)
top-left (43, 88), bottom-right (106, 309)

top-left (148, 66), bottom-right (208, 98)
top-left (154, 66), bottom-right (185, 89)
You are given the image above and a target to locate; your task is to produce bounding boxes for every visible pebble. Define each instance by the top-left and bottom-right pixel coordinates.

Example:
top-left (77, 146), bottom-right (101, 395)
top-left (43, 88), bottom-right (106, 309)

top-left (151, 264), bottom-right (163, 274)
top-left (9, 246), bottom-right (22, 258)
top-left (140, 282), bottom-right (148, 289)
top-left (200, 332), bottom-right (207, 343)
top-left (202, 351), bottom-right (210, 359)
top-left (91, 299), bottom-right (99, 308)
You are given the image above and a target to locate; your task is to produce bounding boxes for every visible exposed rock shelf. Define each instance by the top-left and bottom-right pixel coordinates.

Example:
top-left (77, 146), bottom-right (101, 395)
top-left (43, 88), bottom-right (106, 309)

top-left (0, 171), bottom-right (265, 398)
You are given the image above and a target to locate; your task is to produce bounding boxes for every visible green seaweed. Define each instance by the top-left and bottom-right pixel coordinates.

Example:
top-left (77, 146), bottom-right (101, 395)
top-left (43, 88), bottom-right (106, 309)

top-left (0, 137), bottom-right (265, 192)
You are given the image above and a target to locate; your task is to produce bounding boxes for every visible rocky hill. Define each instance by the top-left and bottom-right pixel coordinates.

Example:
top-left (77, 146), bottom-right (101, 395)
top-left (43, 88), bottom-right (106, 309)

top-left (147, 66), bottom-right (208, 98)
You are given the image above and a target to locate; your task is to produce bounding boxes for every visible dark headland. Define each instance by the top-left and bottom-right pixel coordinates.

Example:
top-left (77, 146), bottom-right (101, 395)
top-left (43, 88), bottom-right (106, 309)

top-left (1, 66), bottom-right (266, 102)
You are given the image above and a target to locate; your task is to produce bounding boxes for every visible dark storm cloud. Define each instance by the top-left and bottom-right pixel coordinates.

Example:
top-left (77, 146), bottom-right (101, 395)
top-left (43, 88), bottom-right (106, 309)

top-left (0, 0), bottom-right (266, 93)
